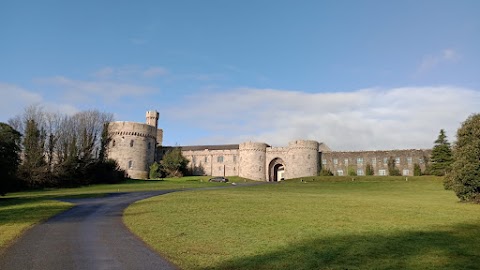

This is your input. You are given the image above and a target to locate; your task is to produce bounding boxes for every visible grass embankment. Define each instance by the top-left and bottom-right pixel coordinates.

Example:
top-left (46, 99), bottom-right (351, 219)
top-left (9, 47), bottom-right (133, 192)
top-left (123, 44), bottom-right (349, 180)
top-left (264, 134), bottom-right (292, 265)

top-left (0, 176), bottom-right (237, 250)
top-left (124, 176), bottom-right (480, 270)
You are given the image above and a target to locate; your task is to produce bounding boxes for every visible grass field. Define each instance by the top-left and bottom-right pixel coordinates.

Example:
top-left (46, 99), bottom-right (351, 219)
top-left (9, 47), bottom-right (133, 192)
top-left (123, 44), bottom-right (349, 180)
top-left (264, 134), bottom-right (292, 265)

top-left (0, 176), bottom-right (237, 250)
top-left (124, 176), bottom-right (480, 270)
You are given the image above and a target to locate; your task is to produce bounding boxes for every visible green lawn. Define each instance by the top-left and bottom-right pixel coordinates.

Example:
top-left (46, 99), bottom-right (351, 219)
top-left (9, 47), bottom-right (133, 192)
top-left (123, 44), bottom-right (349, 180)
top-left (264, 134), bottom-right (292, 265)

top-left (0, 176), bottom-right (235, 250)
top-left (124, 176), bottom-right (480, 270)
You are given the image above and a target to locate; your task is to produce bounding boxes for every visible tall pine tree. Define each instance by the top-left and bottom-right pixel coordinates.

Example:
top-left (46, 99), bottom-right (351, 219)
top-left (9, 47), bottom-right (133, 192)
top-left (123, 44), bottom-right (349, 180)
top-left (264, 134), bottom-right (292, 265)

top-left (430, 129), bottom-right (453, 176)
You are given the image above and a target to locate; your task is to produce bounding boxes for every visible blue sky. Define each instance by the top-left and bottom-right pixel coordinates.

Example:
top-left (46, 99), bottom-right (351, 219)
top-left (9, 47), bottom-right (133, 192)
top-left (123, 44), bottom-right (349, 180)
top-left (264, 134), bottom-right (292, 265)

top-left (1, 0), bottom-right (479, 150)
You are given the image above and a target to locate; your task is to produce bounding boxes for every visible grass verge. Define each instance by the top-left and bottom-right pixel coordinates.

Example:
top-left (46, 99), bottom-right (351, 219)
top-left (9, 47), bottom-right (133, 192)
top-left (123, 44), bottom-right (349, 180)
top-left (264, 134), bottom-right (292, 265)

top-left (124, 176), bottom-right (480, 270)
top-left (0, 176), bottom-right (238, 250)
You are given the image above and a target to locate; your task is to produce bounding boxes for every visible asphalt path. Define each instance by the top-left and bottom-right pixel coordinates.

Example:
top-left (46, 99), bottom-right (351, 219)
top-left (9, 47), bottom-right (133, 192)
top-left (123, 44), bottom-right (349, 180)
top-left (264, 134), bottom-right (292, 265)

top-left (0, 190), bottom-right (180, 270)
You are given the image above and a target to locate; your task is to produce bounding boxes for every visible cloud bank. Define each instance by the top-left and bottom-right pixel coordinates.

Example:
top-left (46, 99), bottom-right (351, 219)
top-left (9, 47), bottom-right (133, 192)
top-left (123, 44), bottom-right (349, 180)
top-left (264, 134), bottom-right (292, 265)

top-left (170, 86), bottom-right (480, 151)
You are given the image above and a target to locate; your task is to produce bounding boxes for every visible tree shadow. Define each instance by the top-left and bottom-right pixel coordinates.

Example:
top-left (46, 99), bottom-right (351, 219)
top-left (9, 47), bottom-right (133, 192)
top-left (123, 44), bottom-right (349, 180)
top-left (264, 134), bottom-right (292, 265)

top-left (203, 223), bottom-right (480, 270)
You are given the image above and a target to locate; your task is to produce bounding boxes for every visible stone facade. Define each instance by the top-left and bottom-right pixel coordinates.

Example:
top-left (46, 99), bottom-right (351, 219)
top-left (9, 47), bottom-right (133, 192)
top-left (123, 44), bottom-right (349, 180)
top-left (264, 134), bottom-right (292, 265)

top-left (321, 149), bottom-right (431, 176)
top-left (107, 111), bottom-right (162, 179)
top-left (107, 110), bottom-right (433, 180)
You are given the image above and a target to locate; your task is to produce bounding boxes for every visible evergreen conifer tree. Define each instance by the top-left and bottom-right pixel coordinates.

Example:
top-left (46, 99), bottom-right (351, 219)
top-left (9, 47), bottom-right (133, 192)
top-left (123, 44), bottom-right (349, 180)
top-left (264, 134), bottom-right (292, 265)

top-left (444, 114), bottom-right (480, 202)
top-left (430, 129), bottom-right (453, 176)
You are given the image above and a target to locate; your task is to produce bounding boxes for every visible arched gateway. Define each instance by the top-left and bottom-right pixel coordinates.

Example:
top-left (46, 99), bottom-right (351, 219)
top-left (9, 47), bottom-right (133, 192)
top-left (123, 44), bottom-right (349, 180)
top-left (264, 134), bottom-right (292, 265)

top-left (268, 158), bottom-right (285, 182)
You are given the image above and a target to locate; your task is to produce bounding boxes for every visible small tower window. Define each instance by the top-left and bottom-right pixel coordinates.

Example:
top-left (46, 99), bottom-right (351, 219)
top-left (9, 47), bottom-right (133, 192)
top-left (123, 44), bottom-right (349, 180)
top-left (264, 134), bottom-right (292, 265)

top-left (130, 140), bottom-right (134, 147)
top-left (128, 160), bottom-right (133, 169)
top-left (112, 140), bottom-right (116, 147)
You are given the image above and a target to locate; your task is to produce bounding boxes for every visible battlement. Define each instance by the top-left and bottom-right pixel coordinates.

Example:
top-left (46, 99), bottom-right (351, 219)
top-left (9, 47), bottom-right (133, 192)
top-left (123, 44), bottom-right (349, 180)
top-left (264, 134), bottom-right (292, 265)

top-left (109, 121), bottom-right (157, 139)
top-left (288, 140), bottom-right (319, 151)
top-left (239, 142), bottom-right (269, 151)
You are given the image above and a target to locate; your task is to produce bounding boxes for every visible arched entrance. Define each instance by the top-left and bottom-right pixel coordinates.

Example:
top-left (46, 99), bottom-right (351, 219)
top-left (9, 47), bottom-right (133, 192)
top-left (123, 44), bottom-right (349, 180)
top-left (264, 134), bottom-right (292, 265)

top-left (268, 158), bottom-right (285, 182)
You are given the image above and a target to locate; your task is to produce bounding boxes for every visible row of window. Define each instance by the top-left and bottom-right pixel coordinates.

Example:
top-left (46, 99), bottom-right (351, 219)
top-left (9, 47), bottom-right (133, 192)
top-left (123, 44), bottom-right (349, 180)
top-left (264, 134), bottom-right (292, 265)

top-left (323, 157), bottom-right (423, 166)
top-left (192, 155), bottom-right (237, 163)
top-left (336, 169), bottom-right (411, 176)
top-left (111, 140), bottom-right (152, 149)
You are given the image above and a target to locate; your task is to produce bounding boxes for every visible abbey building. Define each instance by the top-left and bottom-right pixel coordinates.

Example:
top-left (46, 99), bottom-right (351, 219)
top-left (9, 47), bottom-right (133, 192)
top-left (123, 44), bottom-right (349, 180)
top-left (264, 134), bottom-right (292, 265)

top-left (107, 111), bottom-right (431, 180)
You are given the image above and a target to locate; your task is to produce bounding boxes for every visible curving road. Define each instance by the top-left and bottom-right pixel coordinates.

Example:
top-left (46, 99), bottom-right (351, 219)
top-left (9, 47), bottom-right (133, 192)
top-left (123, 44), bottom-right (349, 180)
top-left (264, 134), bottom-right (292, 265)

top-left (0, 190), bottom-right (179, 270)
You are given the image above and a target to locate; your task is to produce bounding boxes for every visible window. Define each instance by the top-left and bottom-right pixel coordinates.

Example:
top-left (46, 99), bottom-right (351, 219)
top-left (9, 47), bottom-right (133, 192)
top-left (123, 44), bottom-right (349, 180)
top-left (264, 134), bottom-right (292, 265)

top-left (403, 169), bottom-right (410, 176)
top-left (357, 157), bottom-right (363, 165)
top-left (148, 142), bottom-right (151, 149)
top-left (205, 156), bottom-right (208, 163)
top-left (378, 169), bottom-right (387, 176)
top-left (333, 158), bottom-right (338, 165)
top-left (407, 157), bottom-right (413, 165)
top-left (337, 169), bottom-right (344, 176)
top-left (395, 157), bottom-right (401, 164)
top-left (322, 159), bottom-right (327, 165)
top-left (383, 158), bottom-right (388, 165)
top-left (357, 169), bottom-right (364, 176)
top-left (371, 157), bottom-right (376, 165)
top-left (112, 140), bottom-right (116, 147)
top-left (344, 158), bottom-right (349, 165)
top-left (217, 156), bottom-right (224, 163)
top-left (419, 157), bottom-right (424, 164)
top-left (128, 160), bottom-right (133, 169)
top-left (130, 140), bottom-right (134, 147)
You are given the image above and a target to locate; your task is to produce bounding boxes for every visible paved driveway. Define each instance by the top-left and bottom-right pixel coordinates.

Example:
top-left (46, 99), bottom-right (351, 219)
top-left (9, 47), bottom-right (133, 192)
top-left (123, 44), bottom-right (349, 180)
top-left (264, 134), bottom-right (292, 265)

top-left (0, 191), bottom-right (179, 270)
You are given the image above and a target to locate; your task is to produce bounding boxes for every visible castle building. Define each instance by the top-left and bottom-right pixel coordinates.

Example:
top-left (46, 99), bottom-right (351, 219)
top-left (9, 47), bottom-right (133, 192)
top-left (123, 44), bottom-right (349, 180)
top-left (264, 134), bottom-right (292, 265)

top-left (107, 111), bottom-right (431, 180)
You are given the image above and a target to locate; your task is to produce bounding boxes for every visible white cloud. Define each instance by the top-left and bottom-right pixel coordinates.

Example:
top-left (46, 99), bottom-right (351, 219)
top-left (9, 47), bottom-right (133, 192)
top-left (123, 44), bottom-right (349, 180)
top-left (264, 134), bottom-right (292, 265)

top-left (0, 82), bottom-right (80, 122)
top-left (168, 86), bottom-right (480, 151)
top-left (92, 66), bottom-right (169, 79)
top-left (0, 83), bottom-right (43, 121)
top-left (417, 48), bottom-right (461, 73)
top-left (143, 67), bottom-right (169, 78)
top-left (36, 76), bottom-right (156, 102)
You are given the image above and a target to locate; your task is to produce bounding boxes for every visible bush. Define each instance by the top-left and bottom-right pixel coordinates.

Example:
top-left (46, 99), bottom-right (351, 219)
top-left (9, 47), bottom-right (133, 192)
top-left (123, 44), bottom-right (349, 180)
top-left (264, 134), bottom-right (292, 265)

top-left (365, 164), bottom-right (374, 176)
top-left (319, 168), bottom-right (334, 176)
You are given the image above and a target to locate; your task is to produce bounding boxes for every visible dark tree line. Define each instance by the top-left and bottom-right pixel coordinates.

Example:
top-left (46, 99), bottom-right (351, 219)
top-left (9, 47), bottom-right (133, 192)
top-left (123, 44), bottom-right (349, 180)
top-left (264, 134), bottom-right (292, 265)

top-left (0, 105), bottom-right (126, 195)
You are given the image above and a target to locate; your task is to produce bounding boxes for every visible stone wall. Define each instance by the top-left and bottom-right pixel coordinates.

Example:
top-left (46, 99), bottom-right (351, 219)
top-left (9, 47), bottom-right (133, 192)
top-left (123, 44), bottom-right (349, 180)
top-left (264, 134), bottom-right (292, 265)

top-left (286, 140), bottom-right (320, 179)
top-left (322, 149), bottom-right (431, 176)
top-left (107, 121), bottom-right (157, 179)
top-left (239, 142), bottom-right (268, 181)
top-left (181, 147), bottom-right (240, 176)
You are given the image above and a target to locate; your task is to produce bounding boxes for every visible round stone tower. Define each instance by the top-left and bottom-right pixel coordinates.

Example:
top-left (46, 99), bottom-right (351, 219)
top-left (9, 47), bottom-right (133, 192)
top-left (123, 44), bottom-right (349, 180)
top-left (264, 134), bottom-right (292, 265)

top-left (239, 142), bottom-right (268, 181)
top-left (107, 111), bottom-right (159, 179)
top-left (286, 140), bottom-right (319, 179)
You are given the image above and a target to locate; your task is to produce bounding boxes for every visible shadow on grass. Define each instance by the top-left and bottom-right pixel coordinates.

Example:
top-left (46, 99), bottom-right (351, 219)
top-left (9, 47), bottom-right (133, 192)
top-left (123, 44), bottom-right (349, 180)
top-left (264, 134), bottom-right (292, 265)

top-left (204, 223), bottom-right (480, 270)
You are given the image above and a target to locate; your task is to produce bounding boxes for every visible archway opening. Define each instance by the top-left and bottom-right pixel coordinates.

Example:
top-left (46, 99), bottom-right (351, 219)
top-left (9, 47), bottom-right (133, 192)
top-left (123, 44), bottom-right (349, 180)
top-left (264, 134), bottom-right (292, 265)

top-left (269, 158), bottom-right (285, 182)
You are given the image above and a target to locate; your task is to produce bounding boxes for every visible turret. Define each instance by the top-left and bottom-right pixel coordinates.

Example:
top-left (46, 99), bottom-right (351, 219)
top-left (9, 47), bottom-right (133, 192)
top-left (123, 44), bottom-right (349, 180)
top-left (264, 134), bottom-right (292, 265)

top-left (239, 142), bottom-right (268, 181)
top-left (146, 110), bottom-right (159, 128)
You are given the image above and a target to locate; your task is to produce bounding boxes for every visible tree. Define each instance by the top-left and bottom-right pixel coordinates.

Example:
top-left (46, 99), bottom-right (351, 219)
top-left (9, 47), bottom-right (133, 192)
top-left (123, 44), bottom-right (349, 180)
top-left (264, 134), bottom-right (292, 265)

top-left (430, 129), bottom-right (453, 176)
top-left (365, 163), bottom-right (374, 176)
top-left (160, 148), bottom-right (189, 177)
top-left (387, 157), bottom-right (401, 176)
top-left (19, 119), bottom-right (48, 188)
top-left (444, 114), bottom-right (480, 202)
top-left (0, 123), bottom-right (22, 195)
top-left (413, 163), bottom-right (422, 176)
top-left (149, 162), bottom-right (162, 179)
